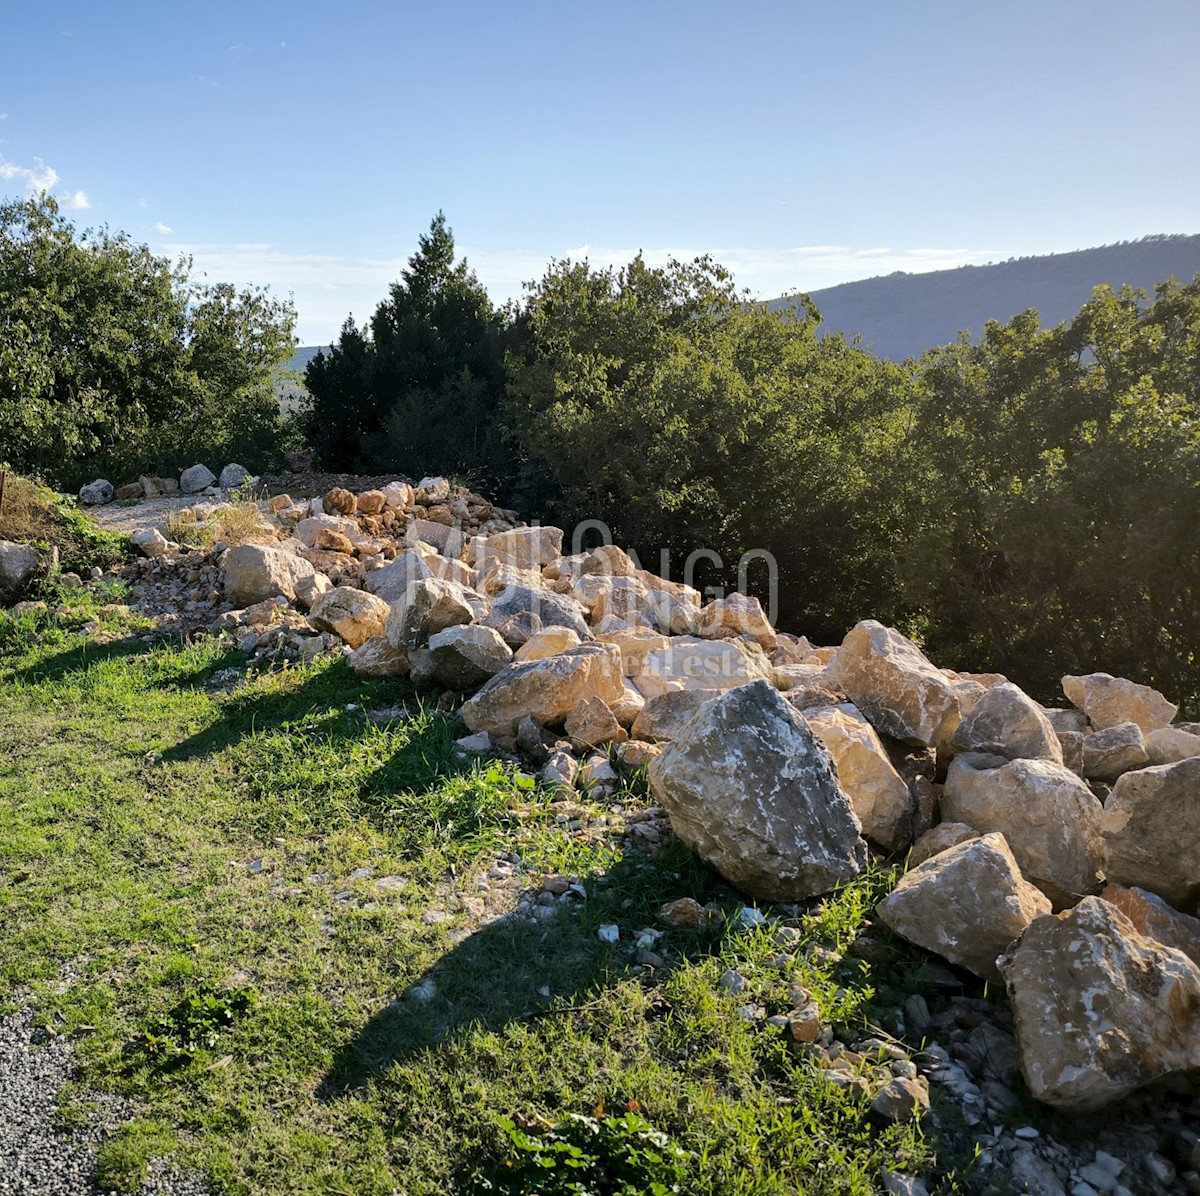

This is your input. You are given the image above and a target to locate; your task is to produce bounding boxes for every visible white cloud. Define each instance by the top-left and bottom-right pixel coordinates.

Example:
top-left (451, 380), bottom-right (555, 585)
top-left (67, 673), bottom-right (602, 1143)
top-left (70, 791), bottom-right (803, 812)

top-left (165, 239), bottom-right (1018, 346)
top-left (139, 197), bottom-right (148, 208)
top-left (153, 221), bottom-right (173, 235)
top-left (0, 113), bottom-right (8, 121)
top-left (0, 153), bottom-right (59, 196)
top-left (59, 189), bottom-right (90, 210)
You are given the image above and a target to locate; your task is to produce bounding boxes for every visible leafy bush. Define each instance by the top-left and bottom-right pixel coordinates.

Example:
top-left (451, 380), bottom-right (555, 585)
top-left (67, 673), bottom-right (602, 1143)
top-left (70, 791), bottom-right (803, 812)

top-left (139, 982), bottom-right (257, 1066)
top-left (0, 196), bottom-right (296, 488)
top-left (483, 1106), bottom-right (690, 1196)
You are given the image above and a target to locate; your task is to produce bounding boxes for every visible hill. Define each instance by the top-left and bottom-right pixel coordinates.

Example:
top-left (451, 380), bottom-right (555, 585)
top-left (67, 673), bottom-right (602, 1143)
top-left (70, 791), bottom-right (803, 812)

top-left (772, 234), bottom-right (1200, 361)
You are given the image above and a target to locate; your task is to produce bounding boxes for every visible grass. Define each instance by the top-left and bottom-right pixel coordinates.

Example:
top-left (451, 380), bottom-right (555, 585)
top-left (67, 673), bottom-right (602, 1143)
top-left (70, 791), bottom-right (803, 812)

top-left (0, 597), bottom-right (973, 1195)
top-left (165, 481), bottom-right (278, 550)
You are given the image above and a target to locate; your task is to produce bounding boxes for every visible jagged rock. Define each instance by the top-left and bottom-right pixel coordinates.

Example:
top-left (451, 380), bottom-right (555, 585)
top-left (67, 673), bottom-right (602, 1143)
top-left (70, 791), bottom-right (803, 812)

top-left (1100, 884), bottom-right (1200, 967)
top-left (659, 897), bottom-right (706, 929)
top-left (223, 544), bottom-right (316, 606)
top-left (381, 481), bottom-right (413, 510)
top-left (907, 822), bottom-right (979, 868)
top-left (296, 514), bottom-right (359, 549)
top-left (131, 527), bottom-right (173, 558)
top-left (425, 624), bottom-right (513, 689)
top-left (479, 526), bottom-right (563, 570)
top-left (1102, 757), bottom-right (1200, 907)
top-left (488, 610), bottom-right (544, 648)
top-left (347, 635), bottom-right (409, 677)
top-left (485, 583), bottom-right (589, 639)
top-left (647, 681), bottom-right (867, 901)
top-left (322, 486), bottom-right (357, 515)
top-left (385, 578), bottom-right (477, 651)
top-left (1062, 672), bottom-right (1178, 733)
top-left (597, 628), bottom-right (670, 677)
top-left (1145, 726), bottom-right (1200, 766)
top-left (878, 833), bottom-right (1050, 982)
top-left (804, 704), bottom-right (913, 851)
top-left (579, 543), bottom-right (638, 577)
top-left (565, 696), bottom-right (627, 749)
top-left (356, 489), bottom-right (387, 515)
top-left (219, 463), bottom-right (251, 490)
top-left (315, 528), bottom-right (356, 554)
top-left (611, 677), bottom-right (645, 726)
top-left (830, 620), bottom-right (959, 747)
top-left (0, 540), bottom-right (39, 601)
top-left (950, 682), bottom-right (1063, 764)
top-left (870, 1076), bottom-right (930, 1124)
top-left (363, 554), bottom-right (435, 603)
top-left (1057, 730), bottom-right (1085, 776)
top-left (139, 475), bottom-right (178, 497)
top-left (78, 479), bottom-right (114, 505)
top-left (460, 643), bottom-right (625, 738)
top-left (695, 593), bottom-right (777, 650)
top-left (294, 572), bottom-right (333, 611)
top-left (307, 586), bottom-right (390, 648)
top-left (514, 626), bottom-right (582, 662)
top-left (1042, 707), bottom-right (1089, 735)
top-left (643, 588), bottom-right (699, 635)
top-left (1000, 896), bottom-right (1200, 1111)
top-left (1083, 720), bottom-right (1148, 782)
top-left (180, 464), bottom-right (216, 494)
top-left (541, 749), bottom-right (579, 792)
top-left (407, 517), bottom-right (463, 556)
top-left (617, 740), bottom-right (661, 770)
top-left (115, 482), bottom-right (143, 502)
top-left (630, 689), bottom-right (708, 742)
top-left (416, 475), bottom-right (450, 502)
top-left (942, 753), bottom-right (1105, 909)
top-left (630, 636), bottom-right (773, 700)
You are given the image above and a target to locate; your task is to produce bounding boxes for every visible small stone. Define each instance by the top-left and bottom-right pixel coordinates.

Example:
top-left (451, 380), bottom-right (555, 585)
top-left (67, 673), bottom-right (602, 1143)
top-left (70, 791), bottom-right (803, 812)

top-left (180, 464), bottom-right (217, 493)
top-left (659, 897), bottom-right (705, 929)
top-left (870, 1076), bottom-right (930, 1123)
top-left (597, 923), bottom-right (620, 944)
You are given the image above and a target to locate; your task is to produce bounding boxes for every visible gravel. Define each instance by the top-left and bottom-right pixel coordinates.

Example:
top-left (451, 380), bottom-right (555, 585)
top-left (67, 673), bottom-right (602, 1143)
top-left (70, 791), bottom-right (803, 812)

top-left (0, 1006), bottom-right (208, 1196)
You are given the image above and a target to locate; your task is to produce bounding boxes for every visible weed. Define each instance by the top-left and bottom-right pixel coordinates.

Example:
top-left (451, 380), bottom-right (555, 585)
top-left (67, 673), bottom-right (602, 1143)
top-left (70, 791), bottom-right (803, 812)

top-left (139, 982), bottom-right (257, 1066)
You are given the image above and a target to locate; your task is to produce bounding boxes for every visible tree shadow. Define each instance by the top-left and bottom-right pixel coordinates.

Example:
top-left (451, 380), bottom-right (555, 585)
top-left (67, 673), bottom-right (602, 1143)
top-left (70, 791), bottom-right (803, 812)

top-left (6, 633), bottom-right (149, 684)
top-left (317, 843), bottom-right (729, 1100)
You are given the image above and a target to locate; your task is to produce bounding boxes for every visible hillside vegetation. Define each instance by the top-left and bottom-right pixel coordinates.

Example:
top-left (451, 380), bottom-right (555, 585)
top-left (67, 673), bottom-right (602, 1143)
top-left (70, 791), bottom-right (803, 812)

top-left (773, 234), bottom-right (1200, 361)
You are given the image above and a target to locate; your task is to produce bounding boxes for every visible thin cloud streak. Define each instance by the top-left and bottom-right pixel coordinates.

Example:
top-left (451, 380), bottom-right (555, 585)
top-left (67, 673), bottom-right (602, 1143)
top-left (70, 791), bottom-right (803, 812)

top-left (168, 240), bottom-right (1016, 344)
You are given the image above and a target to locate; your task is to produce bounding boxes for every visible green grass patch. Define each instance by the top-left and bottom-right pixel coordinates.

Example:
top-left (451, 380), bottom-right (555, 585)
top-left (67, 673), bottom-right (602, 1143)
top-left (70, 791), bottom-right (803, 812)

top-left (0, 626), bottom-right (970, 1194)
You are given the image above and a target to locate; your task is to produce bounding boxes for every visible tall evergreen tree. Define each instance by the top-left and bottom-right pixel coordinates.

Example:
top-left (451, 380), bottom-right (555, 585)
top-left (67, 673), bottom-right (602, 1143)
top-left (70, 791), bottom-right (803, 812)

top-left (304, 213), bottom-right (509, 482)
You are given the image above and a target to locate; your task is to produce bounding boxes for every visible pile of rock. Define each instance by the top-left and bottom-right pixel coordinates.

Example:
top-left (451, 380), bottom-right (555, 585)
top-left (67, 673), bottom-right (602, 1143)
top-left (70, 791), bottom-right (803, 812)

top-left (130, 475), bottom-right (1200, 1125)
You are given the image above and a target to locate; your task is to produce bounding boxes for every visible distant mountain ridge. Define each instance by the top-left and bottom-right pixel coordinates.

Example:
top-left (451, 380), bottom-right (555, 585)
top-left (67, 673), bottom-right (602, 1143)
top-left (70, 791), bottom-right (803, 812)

top-left (772, 234), bottom-right (1200, 361)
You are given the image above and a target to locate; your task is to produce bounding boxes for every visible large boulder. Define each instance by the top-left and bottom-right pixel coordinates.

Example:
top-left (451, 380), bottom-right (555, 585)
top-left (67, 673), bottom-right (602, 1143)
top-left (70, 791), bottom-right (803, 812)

top-left (478, 525), bottom-right (563, 570)
top-left (804, 704), bottom-right (913, 852)
top-left (513, 626), bottom-right (582, 662)
top-left (631, 689), bottom-right (710, 742)
top-left (647, 681), bottom-right (867, 901)
top-left (385, 578), bottom-right (476, 651)
top-left (950, 682), bottom-right (1062, 764)
top-left (363, 554), bottom-right (435, 604)
top-left (406, 518), bottom-right (462, 556)
top-left (1082, 721), bottom-right (1148, 782)
top-left (1102, 757), bottom-right (1200, 908)
top-left (1000, 897), bottom-right (1200, 1111)
top-left (942, 754), bottom-right (1105, 909)
top-left (878, 833), bottom-right (1050, 982)
top-left (425, 624), bottom-right (513, 690)
top-left (694, 593), bottom-right (777, 650)
top-left (629, 636), bottom-right (773, 700)
top-left (829, 620), bottom-right (959, 747)
top-left (296, 514), bottom-right (360, 550)
top-left (307, 586), bottom-right (391, 648)
top-left (218, 463), bottom-right (252, 490)
top-left (347, 636), bottom-right (409, 677)
top-left (1145, 726), bottom-right (1200, 767)
top-left (0, 540), bottom-right (40, 601)
top-left (460, 642), bottom-right (626, 738)
top-left (1061, 672), bottom-right (1178, 733)
top-left (78, 479), bottom-right (114, 505)
top-left (1100, 884), bottom-right (1200, 967)
top-left (180, 464), bottom-right (217, 494)
top-left (484, 584), bottom-right (589, 639)
top-left (223, 544), bottom-right (316, 606)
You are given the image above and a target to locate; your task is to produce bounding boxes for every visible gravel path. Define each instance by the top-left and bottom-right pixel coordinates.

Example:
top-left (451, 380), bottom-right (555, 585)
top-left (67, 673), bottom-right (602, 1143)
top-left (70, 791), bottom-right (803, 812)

top-left (86, 494), bottom-right (203, 538)
top-left (0, 1006), bottom-right (208, 1196)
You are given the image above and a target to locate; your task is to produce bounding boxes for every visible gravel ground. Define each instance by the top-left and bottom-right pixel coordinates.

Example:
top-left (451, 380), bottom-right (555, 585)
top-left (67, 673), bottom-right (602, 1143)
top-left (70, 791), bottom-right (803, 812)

top-left (85, 494), bottom-right (204, 538)
top-left (0, 1005), bottom-right (207, 1196)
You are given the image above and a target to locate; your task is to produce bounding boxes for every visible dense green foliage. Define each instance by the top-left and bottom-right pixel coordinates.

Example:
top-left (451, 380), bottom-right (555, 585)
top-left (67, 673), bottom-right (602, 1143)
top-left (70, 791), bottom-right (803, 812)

top-left (305, 220), bottom-right (1200, 710)
top-left (304, 213), bottom-right (509, 483)
top-left (0, 196), bottom-right (296, 487)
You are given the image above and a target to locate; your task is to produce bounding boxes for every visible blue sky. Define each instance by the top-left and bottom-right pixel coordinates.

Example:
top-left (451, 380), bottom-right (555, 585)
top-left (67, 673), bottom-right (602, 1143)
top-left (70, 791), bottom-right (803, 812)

top-left (3, 0), bottom-right (1198, 343)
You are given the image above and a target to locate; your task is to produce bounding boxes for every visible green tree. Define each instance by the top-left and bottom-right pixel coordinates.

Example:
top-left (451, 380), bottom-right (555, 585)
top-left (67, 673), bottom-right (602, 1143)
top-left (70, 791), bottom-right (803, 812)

top-left (304, 213), bottom-right (510, 483)
top-left (0, 195), bottom-right (295, 486)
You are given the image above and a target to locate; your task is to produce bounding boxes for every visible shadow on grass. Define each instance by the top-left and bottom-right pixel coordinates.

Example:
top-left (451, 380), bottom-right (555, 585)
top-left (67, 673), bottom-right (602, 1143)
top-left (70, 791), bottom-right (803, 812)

top-left (318, 842), bottom-right (729, 1099)
top-left (160, 660), bottom-right (418, 763)
top-left (5, 633), bottom-right (150, 684)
